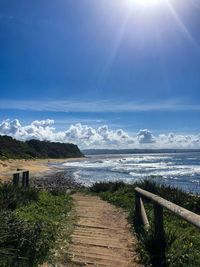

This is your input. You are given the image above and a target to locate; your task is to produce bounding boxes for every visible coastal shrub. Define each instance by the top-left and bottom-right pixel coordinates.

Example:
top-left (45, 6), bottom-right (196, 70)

top-left (0, 185), bottom-right (73, 267)
top-left (90, 180), bottom-right (200, 267)
top-left (0, 183), bottom-right (39, 210)
top-left (90, 181), bottom-right (125, 193)
top-left (0, 211), bottom-right (52, 267)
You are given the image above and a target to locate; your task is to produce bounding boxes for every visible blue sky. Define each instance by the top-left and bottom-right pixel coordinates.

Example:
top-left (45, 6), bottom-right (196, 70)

top-left (0, 0), bottom-right (200, 148)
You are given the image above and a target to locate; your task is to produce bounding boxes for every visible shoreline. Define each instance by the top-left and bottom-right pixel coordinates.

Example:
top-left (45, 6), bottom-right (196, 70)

top-left (0, 157), bottom-right (85, 182)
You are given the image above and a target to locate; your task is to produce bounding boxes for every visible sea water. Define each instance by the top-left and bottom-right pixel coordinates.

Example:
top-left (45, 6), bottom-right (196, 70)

top-left (57, 153), bottom-right (200, 193)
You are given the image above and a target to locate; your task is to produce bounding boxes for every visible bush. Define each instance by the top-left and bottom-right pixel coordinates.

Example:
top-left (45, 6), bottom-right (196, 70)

top-left (0, 185), bottom-right (73, 266)
top-left (0, 183), bottom-right (39, 210)
top-left (0, 211), bottom-right (53, 267)
top-left (90, 181), bottom-right (125, 193)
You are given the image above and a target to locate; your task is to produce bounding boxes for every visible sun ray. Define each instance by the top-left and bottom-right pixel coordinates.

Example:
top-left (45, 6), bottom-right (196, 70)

top-left (128, 0), bottom-right (161, 7)
top-left (97, 8), bottom-right (133, 91)
top-left (166, 1), bottom-right (199, 49)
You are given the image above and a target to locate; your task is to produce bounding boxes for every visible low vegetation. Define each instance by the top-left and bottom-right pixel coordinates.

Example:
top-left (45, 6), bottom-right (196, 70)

top-left (1, 172), bottom-right (200, 266)
top-left (0, 135), bottom-right (83, 159)
top-left (0, 183), bottom-right (73, 267)
top-left (90, 180), bottom-right (200, 267)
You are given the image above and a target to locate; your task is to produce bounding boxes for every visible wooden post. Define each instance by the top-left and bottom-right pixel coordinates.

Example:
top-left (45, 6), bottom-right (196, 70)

top-left (25, 171), bottom-right (30, 187)
top-left (135, 192), bottom-right (141, 226)
top-left (13, 173), bottom-right (20, 186)
top-left (17, 169), bottom-right (23, 186)
top-left (22, 172), bottom-right (27, 187)
top-left (135, 193), bottom-right (150, 229)
top-left (154, 203), bottom-right (166, 266)
top-left (135, 186), bottom-right (200, 229)
top-left (134, 186), bottom-right (200, 266)
top-left (140, 197), bottom-right (150, 230)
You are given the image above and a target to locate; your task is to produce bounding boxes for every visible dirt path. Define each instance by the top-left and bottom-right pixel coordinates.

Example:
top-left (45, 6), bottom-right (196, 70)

top-left (68, 193), bottom-right (140, 267)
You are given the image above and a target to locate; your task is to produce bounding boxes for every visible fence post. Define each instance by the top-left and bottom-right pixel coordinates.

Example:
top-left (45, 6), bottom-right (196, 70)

top-left (25, 171), bottom-right (30, 187)
top-left (140, 197), bottom-right (150, 230)
top-left (154, 203), bottom-right (166, 266)
top-left (22, 172), bottom-right (27, 187)
top-left (13, 173), bottom-right (20, 186)
top-left (135, 192), bottom-right (142, 225)
top-left (17, 168), bottom-right (23, 187)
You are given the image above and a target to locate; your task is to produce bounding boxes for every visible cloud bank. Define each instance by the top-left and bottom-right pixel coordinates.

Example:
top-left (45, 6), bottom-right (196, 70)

top-left (0, 119), bottom-right (200, 149)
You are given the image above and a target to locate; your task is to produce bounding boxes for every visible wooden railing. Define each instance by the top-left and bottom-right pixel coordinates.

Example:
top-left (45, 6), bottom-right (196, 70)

top-left (134, 187), bottom-right (200, 265)
top-left (12, 169), bottom-right (29, 187)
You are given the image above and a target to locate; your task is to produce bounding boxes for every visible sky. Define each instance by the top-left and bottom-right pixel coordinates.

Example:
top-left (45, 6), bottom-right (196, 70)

top-left (0, 0), bottom-right (200, 149)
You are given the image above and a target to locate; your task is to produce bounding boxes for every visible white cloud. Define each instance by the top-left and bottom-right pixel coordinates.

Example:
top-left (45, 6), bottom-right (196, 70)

top-left (64, 123), bottom-right (134, 148)
top-left (157, 133), bottom-right (200, 148)
top-left (137, 129), bottom-right (155, 144)
top-left (0, 119), bottom-right (56, 142)
top-left (31, 119), bottom-right (54, 127)
top-left (0, 119), bottom-right (200, 149)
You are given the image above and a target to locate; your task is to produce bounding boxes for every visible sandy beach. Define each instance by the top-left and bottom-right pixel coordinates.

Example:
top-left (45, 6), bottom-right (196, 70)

top-left (0, 158), bottom-right (83, 182)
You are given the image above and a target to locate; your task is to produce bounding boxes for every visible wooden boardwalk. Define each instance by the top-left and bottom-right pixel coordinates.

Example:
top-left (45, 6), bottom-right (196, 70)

top-left (68, 193), bottom-right (140, 267)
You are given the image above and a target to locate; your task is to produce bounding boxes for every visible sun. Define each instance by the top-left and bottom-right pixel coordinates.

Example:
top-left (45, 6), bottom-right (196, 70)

top-left (128, 0), bottom-right (161, 7)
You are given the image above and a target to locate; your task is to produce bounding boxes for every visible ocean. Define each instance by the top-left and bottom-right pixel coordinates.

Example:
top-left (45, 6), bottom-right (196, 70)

top-left (56, 152), bottom-right (200, 193)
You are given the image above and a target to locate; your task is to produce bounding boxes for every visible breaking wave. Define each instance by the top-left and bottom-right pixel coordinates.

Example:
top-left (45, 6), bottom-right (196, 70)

top-left (59, 153), bottom-right (200, 193)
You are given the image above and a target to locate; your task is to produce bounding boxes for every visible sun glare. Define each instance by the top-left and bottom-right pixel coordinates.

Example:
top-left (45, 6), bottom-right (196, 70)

top-left (128, 0), bottom-right (162, 7)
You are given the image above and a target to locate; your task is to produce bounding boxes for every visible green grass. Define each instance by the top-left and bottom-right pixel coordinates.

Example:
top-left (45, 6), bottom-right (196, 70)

top-left (89, 180), bottom-right (200, 267)
top-left (0, 184), bottom-right (73, 267)
top-left (16, 191), bottom-right (72, 223)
